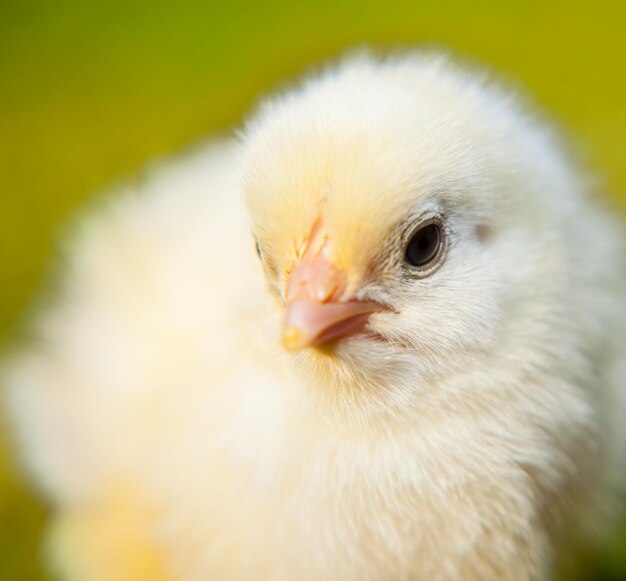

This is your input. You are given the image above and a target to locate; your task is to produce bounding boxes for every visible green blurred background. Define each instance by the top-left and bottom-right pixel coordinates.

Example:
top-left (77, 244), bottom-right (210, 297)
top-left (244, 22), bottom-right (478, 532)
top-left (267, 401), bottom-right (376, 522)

top-left (1, 0), bottom-right (625, 579)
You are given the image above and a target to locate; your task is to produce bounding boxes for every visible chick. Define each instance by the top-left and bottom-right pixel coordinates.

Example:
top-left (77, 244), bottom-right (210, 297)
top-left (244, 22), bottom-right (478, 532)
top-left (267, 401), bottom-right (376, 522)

top-left (4, 52), bottom-right (626, 581)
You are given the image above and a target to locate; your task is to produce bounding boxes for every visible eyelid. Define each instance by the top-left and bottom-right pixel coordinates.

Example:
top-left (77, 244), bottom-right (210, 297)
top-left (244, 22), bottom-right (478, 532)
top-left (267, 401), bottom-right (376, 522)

top-left (402, 212), bottom-right (445, 246)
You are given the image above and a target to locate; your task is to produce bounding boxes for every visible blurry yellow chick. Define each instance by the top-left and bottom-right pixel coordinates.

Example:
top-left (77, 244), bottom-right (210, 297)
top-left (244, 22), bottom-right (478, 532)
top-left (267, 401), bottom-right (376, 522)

top-left (4, 51), bottom-right (626, 580)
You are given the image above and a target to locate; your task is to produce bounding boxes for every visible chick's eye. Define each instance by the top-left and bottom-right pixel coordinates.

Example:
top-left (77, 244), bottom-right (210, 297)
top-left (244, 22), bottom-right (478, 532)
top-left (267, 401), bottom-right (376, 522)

top-left (255, 240), bottom-right (268, 267)
top-left (405, 223), bottom-right (442, 268)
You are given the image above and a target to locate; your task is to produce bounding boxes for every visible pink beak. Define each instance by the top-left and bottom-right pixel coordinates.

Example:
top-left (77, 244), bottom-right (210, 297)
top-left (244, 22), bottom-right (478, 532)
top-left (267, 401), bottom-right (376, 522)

top-left (282, 249), bottom-right (382, 351)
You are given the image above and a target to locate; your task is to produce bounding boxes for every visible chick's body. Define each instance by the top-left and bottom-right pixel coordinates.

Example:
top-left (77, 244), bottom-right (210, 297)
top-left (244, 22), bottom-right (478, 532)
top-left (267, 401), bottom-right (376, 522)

top-left (5, 54), bottom-right (626, 581)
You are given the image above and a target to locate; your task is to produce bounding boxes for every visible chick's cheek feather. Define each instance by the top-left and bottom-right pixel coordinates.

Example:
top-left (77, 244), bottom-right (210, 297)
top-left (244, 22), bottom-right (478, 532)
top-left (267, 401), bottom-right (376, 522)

top-left (4, 52), bottom-right (626, 581)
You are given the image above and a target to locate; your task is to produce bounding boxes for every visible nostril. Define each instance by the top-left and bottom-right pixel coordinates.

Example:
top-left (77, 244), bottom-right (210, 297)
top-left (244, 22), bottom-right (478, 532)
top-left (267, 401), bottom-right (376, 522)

top-left (286, 251), bottom-right (347, 304)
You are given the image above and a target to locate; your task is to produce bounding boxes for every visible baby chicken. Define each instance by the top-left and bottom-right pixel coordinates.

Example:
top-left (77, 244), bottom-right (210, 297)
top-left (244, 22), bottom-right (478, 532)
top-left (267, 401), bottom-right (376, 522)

top-left (4, 52), bottom-right (626, 581)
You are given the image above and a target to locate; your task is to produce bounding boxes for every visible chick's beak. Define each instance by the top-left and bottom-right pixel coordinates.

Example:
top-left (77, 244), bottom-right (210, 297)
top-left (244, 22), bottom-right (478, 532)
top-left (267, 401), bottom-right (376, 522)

top-left (282, 250), bottom-right (382, 351)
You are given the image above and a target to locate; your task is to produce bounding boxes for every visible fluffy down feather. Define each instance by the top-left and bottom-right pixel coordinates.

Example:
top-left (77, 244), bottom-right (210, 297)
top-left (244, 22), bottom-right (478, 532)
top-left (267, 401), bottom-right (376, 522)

top-left (4, 52), bottom-right (626, 580)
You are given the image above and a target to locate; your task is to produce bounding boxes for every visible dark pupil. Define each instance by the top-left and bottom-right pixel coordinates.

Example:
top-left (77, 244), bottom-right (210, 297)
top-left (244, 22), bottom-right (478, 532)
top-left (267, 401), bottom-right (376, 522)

top-left (406, 224), bottom-right (441, 267)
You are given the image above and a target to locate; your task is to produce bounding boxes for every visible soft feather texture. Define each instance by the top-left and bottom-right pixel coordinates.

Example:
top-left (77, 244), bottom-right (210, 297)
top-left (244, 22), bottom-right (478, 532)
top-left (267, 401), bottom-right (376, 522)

top-left (4, 51), bottom-right (626, 580)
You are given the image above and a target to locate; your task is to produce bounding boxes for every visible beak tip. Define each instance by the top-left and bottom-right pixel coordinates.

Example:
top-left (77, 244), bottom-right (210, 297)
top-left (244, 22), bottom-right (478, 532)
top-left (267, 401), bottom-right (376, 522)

top-left (282, 325), bottom-right (307, 351)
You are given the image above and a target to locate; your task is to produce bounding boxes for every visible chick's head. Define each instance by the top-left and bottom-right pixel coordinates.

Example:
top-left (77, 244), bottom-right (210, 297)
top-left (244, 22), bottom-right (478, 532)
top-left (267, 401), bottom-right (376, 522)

top-left (241, 53), bottom-right (576, 405)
